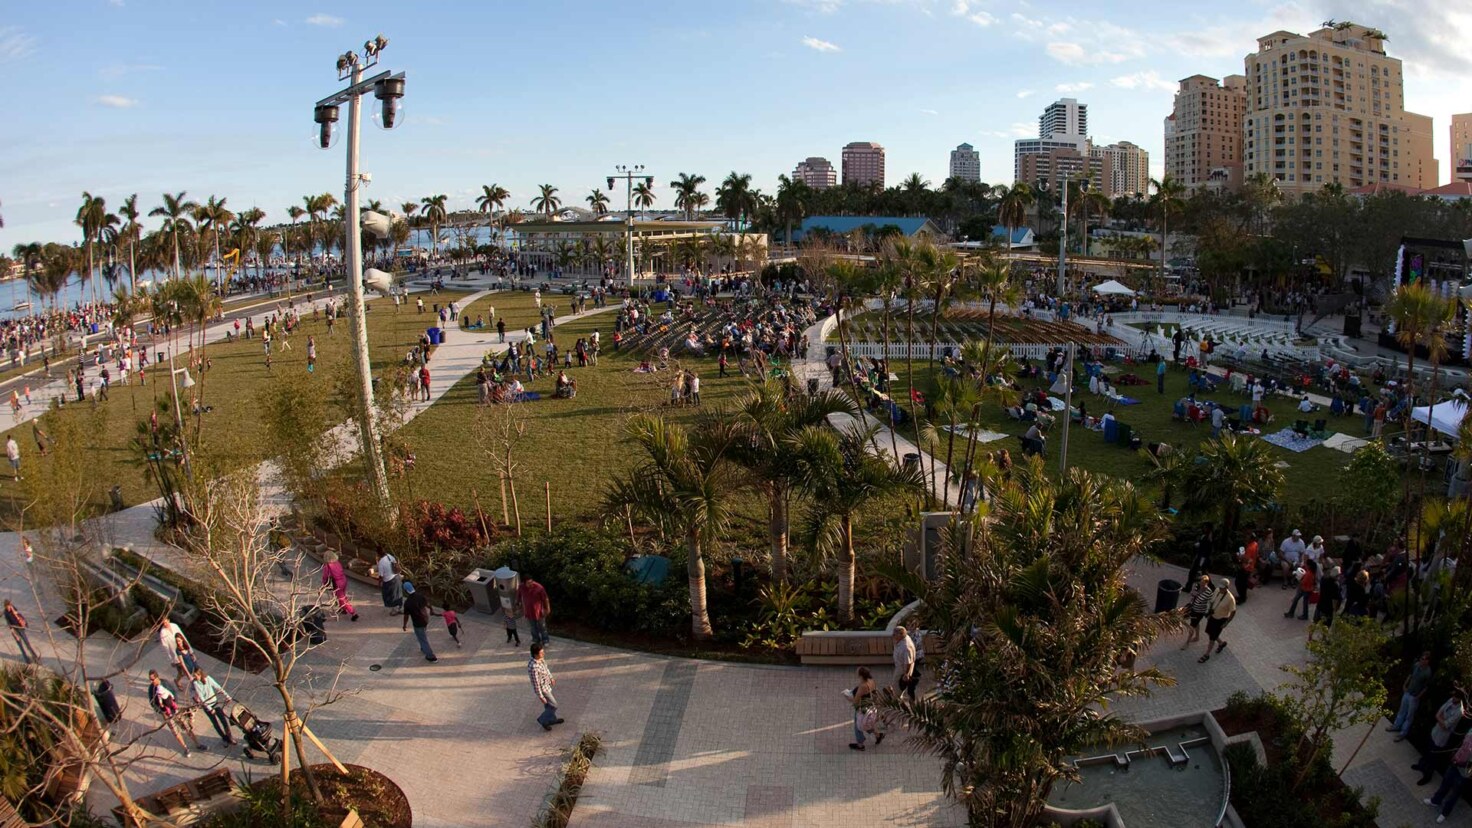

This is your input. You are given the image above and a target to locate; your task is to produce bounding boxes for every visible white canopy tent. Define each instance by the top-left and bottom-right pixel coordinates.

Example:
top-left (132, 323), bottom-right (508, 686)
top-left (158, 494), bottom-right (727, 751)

top-left (1412, 399), bottom-right (1469, 438)
top-left (1091, 279), bottom-right (1137, 297)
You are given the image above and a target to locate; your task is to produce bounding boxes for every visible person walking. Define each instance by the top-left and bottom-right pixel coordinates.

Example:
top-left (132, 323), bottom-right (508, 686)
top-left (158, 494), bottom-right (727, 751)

top-left (1156, 357), bottom-right (1167, 394)
top-left (892, 625), bottom-right (917, 699)
top-left (1312, 565), bottom-right (1342, 629)
top-left (1179, 574), bottom-right (1214, 651)
top-left (147, 669), bottom-right (204, 757)
top-left (401, 582), bottom-right (438, 663)
top-left (306, 335), bottom-right (317, 373)
top-left (321, 551), bottom-right (359, 622)
top-left (1391, 651), bottom-right (1434, 742)
top-left (518, 576), bottom-right (551, 647)
top-left (528, 642), bottom-right (564, 731)
top-left (1414, 692), bottom-right (1465, 786)
top-left (442, 604), bottom-right (462, 648)
top-left (158, 617), bottom-right (190, 688)
top-left (497, 317), bottom-right (506, 343)
top-left (190, 667), bottom-right (236, 747)
top-left (1199, 578), bottom-right (1237, 663)
top-left (376, 551), bottom-right (403, 614)
top-left (418, 364), bottom-right (431, 402)
top-left (1425, 729), bottom-right (1472, 823)
top-left (847, 666), bottom-right (884, 751)
top-left (5, 436), bottom-right (20, 481)
top-left (1285, 559), bottom-right (1318, 620)
top-left (3, 599), bottom-right (39, 664)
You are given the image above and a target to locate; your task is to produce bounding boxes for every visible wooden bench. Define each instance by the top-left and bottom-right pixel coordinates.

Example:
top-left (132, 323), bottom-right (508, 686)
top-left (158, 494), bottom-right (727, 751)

top-left (120, 768), bottom-right (236, 826)
top-left (795, 630), bottom-right (944, 666)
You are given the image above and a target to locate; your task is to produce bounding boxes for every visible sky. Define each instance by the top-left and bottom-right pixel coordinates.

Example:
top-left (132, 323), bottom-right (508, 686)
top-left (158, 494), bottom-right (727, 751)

top-left (4, 0), bottom-right (1472, 247)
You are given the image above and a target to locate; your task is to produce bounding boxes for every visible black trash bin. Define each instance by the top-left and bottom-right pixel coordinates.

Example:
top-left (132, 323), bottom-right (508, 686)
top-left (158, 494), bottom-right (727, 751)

top-left (807, 377), bottom-right (820, 395)
top-left (902, 452), bottom-right (922, 473)
top-left (297, 608), bottom-right (327, 646)
top-left (1154, 578), bottom-right (1183, 613)
top-left (93, 679), bottom-right (121, 724)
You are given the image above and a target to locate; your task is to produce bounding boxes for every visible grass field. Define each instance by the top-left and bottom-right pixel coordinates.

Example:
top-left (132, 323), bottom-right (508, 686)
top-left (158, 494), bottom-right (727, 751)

top-left (0, 290), bottom-right (473, 519)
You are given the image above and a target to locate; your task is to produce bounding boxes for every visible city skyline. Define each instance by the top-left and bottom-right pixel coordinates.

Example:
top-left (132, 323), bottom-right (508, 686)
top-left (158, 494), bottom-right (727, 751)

top-left (3, 0), bottom-right (1471, 245)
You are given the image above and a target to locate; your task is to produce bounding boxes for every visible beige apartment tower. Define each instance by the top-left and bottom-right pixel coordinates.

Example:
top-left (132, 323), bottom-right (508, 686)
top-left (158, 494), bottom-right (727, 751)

top-left (1166, 74), bottom-right (1246, 190)
top-left (841, 142), bottom-right (886, 188)
top-left (1092, 141), bottom-right (1150, 197)
top-left (1242, 23), bottom-right (1436, 195)
top-left (792, 157), bottom-right (837, 190)
top-left (1453, 114), bottom-right (1472, 182)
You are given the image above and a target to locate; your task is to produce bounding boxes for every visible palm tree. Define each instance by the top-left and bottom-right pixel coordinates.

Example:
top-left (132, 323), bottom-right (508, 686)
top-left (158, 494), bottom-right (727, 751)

top-left (98, 211), bottom-right (121, 293)
top-left (791, 421), bottom-right (925, 620)
top-left (195, 195), bottom-right (232, 287)
top-left (1178, 434), bottom-right (1285, 553)
top-left (585, 189), bottom-right (610, 215)
top-left (879, 464), bottom-right (1179, 827)
top-left (476, 184), bottom-right (510, 231)
top-left (1075, 189), bottom-right (1111, 257)
top-left (119, 194), bottom-right (142, 293)
top-left (670, 172), bottom-right (707, 221)
top-left (993, 182), bottom-right (1035, 251)
top-left (75, 192), bottom-right (106, 303)
top-left (632, 181), bottom-right (656, 216)
top-left (1242, 172), bottom-right (1281, 236)
top-left (1149, 175), bottom-right (1186, 287)
top-left (531, 185), bottom-right (560, 220)
top-left (285, 205), bottom-right (307, 266)
top-left (715, 172), bottom-right (757, 227)
top-left (774, 174), bottom-right (810, 246)
top-left (975, 259), bottom-right (1015, 379)
top-left (603, 413), bottom-right (745, 639)
top-left (150, 192), bottom-right (198, 281)
top-left (420, 194), bottom-right (449, 256)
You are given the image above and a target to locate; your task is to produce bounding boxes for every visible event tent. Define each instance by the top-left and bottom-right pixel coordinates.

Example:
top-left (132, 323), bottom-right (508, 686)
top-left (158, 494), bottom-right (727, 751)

top-left (1091, 279), bottom-right (1136, 296)
top-left (1412, 399), bottom-right (1468, 437)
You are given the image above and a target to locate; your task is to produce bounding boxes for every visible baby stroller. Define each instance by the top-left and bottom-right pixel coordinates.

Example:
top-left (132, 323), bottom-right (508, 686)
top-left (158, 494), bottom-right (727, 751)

top-left (231, 704), bottom-right (283, 764)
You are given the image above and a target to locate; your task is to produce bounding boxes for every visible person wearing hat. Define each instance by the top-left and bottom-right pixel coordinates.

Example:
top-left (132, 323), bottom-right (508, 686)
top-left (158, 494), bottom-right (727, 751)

top-left (1199, 578), bottom-right (1237, 663)
top-left (1179, 574), bottom-right (1215, 651)
top-left (400, 582), bottom-right (438, 663)
top-left (1312, 565), bottom-right (1342, 629)
top-left (1278, 529), bottom-right (1306, 587)
top-left (1304, 535), bottom-right (1326, 567)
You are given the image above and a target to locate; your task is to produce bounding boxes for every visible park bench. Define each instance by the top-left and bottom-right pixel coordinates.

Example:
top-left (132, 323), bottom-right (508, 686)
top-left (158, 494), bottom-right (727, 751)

top-left (117, 768), bottom-right (234, 826)
top-left (795, 629), bottom-right (944, 666)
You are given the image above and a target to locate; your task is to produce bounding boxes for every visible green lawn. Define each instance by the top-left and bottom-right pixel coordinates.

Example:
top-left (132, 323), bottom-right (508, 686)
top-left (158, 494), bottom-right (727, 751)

top-left (0, 291), bottom-right (472, 519)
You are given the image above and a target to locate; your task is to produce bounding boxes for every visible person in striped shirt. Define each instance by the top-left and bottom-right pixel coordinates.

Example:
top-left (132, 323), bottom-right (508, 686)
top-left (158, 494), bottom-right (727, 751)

top-left (528, 643), bottom-right (564, 732)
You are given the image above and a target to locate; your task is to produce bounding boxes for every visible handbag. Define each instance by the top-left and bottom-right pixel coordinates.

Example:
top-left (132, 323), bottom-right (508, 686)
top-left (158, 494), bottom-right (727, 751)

top-left (860, 709), bottom-right (878, 733)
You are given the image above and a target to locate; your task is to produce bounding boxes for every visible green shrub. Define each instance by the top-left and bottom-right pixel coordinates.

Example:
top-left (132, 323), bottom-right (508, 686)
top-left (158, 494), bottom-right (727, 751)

top-left (1222, 702), bottom-right (1379, 828)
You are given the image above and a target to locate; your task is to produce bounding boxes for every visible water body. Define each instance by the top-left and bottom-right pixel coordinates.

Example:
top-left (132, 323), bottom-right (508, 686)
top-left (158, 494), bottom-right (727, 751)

top-left (1047, 724), bottom-right (1226, 828)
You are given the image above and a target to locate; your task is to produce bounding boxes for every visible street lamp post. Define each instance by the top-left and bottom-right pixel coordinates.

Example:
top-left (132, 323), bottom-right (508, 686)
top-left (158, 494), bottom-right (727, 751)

top-left (608, 165), bottom-right (652, 286)
top-left (314, 35), bottom-right (404, 508)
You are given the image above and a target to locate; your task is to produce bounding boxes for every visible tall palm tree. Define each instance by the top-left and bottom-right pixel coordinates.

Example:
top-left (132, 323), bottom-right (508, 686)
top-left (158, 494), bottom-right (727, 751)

top-left (1178, 434), bottom-right (1285, 553)
top-left (774, 174), bottom-right (810, 246)
top-left (585, 189), bottom-right (610, 215)
top-left (878, 464), bottom-right (1179, 827)
top-left (150, 192), bottom-right (198, 281)
top-left (791, 421), bottom-right (926, 620)
top-left (729, 382), bottom-right (856, 584)
top-left (1242, 172), bottom-right (1281, 236)
top-left (195, 195), bottom-right (232, 286)
top-left (975, 259), bottom-right (1016, 379)
top-left (119, 194), bottom-right (143, 293)
top-left (715, 172), bottom-right (757, 227)
top-left (476, 184), bottom-right (510, 239)
top-left (632, 181), bottom-right (656, 216)
top-left (603, 413), bottom-right (745, 639)
top-left (1149, 175), bottom-right (1186, 287)
top-left (420, 194), bottom-right (449, 256)
top-left (75, 192), bottom-right (106, 304)
top-left (98, 211), bottom-right (121, 293)
top-left (1075, 189), bottom-right (1111, 257)
top-left (285, 205), bottom-right (307, 266)
top-left (530, 185), bottom-right (560, 220)
top-left (670, 172), bottom-right (707, 221)
top-left (993, 182), bottom-right (1035, 251)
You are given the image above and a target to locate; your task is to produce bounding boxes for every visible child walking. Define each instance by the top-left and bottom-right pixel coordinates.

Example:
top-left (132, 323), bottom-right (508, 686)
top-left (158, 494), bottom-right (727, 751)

top-left (443, 605), bottom-right (462, 648)
top-left (498, 583), bottom-right (522, 646)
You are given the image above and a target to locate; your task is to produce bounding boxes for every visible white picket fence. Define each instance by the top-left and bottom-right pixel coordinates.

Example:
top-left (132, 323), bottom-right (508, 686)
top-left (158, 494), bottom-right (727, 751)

top-left (841, 341), bottom-right (1066, 362)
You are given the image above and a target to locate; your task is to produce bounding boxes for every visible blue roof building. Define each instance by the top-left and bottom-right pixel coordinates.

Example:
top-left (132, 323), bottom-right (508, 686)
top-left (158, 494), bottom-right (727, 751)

top-left (792, 215), bottom-right (943, 242)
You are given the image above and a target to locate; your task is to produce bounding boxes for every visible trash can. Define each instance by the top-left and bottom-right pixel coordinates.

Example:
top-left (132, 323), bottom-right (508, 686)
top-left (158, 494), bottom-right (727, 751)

top-left (493, 566), bottom-right (521, 617)
top-left (426, 327), bottom-right (442, 345)
top-left (1154, 578), bottom-right (1183, 613)
top-left (93, 679), bottom-right (121, 724)
top-left (807, 377), bottom-right (820, 395)
top-left (464, 568), bottom-right (498, 615)
top-left (902, 452), bottom-right (921, 473)
top-left (297, 607), bottom-right (327, 645)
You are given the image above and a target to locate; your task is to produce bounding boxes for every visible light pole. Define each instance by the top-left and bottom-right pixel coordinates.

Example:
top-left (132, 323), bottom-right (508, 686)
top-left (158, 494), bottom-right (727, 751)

top-left (1058, 174), bottom-right (1087, 297)
top-left (608, 165), bottom-right (652, 286)
top-left (314, 35), bottom-right (404, 508)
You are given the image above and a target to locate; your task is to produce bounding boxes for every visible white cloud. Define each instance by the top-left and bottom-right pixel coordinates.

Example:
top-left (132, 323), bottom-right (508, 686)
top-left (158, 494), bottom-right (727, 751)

top-left (919, 108), bottom-right (939, 115)
top-left (950, 2), bottom-right (994, 27)
top-left (95, 95), bottom-right (138, 108)
top-left (966, 10), bottom-right (995, 26)
top-left (305, 13), bottom-right (344, 27)
top-left (1016, 89), bottom-right (1035, 99)
top-left (981, 122), bottom-right (1037, 140)
top-left (1110, 70), bottom-right (1176, 93)
top-left (0, 26), bottom-right (37, 62)
top-left (784, 0), bottom-right (844, 12)
top-left (107, 0), bottom-right (124, 6)
top-left (1055, 82), bottom-right (1093, 93)
top-left (273, 18), bottom-right (288, 26)
top-left (802, 35), bottom-right (841, 53)
top-left (1046, 41), bottom-right (1133, 65)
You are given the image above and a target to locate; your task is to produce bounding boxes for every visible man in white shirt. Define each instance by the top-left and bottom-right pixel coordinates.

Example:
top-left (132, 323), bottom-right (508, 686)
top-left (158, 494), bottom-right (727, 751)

top-left (1278, 529), bottom-right (1307, 587)
top-left (1298, 396), bottom-right (1315, 414)
top-left (1304, 535), bottom-right (1326, 567)
top-left (377, 552), bottom-right (403, 614)
top-left (892, 626), bottom-right (916, 696)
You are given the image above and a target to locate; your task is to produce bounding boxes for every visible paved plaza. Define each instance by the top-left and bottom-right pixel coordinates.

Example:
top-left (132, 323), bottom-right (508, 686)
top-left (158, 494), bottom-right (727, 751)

top-left (0, 288), bottom-right (1464, 827)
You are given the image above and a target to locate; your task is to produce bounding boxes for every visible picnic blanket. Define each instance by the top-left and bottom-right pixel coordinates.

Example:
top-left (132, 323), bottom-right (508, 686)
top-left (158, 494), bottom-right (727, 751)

top-left (1322, 432), bottom-right (1370, 454)
top-left (1116, 396), bottom-right (1141, 406)
top-left (941, 425), bottom-right (1011, 444)
top-left (1261, 428), bottom-right (1324, 453)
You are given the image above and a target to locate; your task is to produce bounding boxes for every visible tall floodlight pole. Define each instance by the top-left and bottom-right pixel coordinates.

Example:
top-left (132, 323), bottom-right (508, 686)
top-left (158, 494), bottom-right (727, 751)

top-left (610, 165), bottom-right (652, 285)
top-left (315, 35), bottom-right (405, 507)
top-left (1059, 342), bottom-right (1075, 474)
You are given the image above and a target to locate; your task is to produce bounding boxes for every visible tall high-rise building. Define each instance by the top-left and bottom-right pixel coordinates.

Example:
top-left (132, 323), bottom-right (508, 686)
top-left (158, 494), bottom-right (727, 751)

top-left (1451, 114), bottom-right (1472, 182)
top-left (1165, 74), bottom-right (1247, 190)
top-left (1242, 23), bottom-right (1436, 195)
top-left (1092, 141), bottom-right (1151, 197)
top-left (949, 143), bottom-right (981, 182)
top-left (1017, 146), bottom-right (1103, 195)
top-left (792, 157), bottom-right (837, 190)
top-left (841, 142), bottom-right (886, 187)
top-left (1039, 98), bottom-right (1088, 140)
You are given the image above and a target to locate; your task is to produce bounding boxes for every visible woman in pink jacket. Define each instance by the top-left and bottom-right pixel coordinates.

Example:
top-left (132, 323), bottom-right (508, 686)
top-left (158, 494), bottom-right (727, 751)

top-left (321, 551), bottom-right (359, 622)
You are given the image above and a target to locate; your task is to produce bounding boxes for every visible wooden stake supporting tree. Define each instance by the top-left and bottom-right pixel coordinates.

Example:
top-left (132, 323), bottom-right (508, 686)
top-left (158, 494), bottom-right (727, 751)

top-left (477, 404), bottom-right (527, 537)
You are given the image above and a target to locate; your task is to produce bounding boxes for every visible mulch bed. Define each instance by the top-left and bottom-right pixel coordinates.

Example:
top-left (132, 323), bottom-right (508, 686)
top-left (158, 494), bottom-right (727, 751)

top-left (1212, 703), bottom-right (1375, 824)
top-left (249, 764), bottom-right (411, 828)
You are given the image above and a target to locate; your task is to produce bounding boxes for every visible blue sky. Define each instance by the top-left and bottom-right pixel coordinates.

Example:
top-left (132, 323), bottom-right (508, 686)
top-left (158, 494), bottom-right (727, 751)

top-left (4, 0), bottom-right (1470, 246)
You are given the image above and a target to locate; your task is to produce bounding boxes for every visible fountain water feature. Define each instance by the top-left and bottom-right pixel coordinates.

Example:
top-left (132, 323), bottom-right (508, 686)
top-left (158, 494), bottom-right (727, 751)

top-left (1046, 722), bottom-right (1230, 828)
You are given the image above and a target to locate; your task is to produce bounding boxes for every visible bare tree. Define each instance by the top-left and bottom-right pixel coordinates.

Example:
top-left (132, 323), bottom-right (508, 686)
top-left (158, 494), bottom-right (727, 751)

top-left (476, 404), bottom-right (528, 536)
